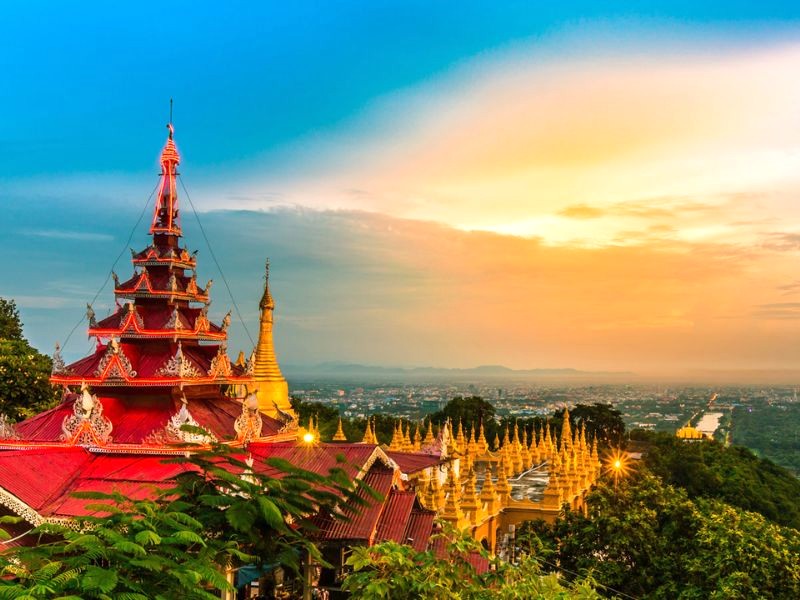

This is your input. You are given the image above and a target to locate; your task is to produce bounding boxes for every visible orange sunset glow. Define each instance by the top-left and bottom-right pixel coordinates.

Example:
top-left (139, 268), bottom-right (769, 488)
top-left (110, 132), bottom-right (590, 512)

top-left (6, 25), bottom-right (800, 379)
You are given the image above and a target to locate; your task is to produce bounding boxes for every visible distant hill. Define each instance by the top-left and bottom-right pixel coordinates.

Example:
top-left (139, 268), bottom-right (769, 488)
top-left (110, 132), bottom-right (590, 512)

top-left (283, 362), bottom-right (634, 382)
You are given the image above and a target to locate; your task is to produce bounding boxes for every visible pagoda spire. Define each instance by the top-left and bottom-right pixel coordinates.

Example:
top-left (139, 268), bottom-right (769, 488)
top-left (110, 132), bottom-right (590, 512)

top-left (150, 122), bottom-right (182, 237)
top-left (251, 260), bottom-right (291, 418)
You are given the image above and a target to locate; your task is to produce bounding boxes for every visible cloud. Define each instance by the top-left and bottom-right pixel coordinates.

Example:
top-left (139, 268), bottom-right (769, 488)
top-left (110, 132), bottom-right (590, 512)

top-left (196, 34), bottom-right (800, 251)
top-left (559, 204), bottom-right (605, 219)
top-left (21, 229), bottom-right (114, 242)
top-left (6, 202), bottom-right (800, 372)
top-left (751, 302), bottom-right (800, 320)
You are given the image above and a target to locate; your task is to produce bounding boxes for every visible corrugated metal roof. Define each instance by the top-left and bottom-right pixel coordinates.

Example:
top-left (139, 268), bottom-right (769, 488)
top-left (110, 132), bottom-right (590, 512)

top-left (403, 506), bottom-right (436, 552)
top-left (374, 490), bottom-right (416, 543)
top-left (315, 467), bottom-right (394, 541)
top-left (386, 451), bottom-right (442, 474)
top-left (0, 447), bottom-right (91, 510)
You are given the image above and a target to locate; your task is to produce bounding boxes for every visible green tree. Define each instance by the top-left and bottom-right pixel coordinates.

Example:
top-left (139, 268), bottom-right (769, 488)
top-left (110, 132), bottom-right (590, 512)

top-left (632, 430), bottom-right (800, 530)
top-left (0, 298), bottom-right (60, 420)
top-left (0, 299), bottom-right (24, 340)
top-left (552, 403), bottom-right (625, 448)
top-left (536, 469), bottom-right (800, 599)
top-left (428, 396), bottom-right (501, 442)
top-left (342, 526), bottom-right (599, 600)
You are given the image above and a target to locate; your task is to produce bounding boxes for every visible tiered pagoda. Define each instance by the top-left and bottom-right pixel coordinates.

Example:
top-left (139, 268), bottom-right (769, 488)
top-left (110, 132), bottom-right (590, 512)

top-left (0, 126), bottom-right (438, 574)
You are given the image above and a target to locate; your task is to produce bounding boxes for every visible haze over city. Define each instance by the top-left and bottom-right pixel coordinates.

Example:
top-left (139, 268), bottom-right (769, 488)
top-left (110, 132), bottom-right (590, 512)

top-left (3, 3), bottom-right (800, 379)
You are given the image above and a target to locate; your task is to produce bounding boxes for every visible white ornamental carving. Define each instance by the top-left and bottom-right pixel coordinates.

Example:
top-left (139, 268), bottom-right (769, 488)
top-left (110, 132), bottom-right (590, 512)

top-left (245, 349), bottom-right (256, 375)
top-left (157, 342), bottom-right (202, 378)
top-left (164, 306), bottom-right (182, 330)
top-left (94, 338), bottom-right (137, 379)
top-left (208, 344), bottom-right (232, 378)
top-left (234, 392), bottom-right (263, 443)
top-left (61, 382), bottom-right (113, 446)
top-left (195, 308), bottom-right (210, 332)
top-left (164, 400), bottom-right (217, 444)
top-left (0, 414), bottom-right (19, 440)
top-left (51, 342), bottom-right (68, 375)
top-left (126, 303), bottom-right (145, 329)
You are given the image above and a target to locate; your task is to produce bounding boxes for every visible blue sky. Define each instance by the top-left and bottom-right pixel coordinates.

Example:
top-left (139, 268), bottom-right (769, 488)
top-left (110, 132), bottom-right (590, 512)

top-left (3, 3), bottom-right (800, 374)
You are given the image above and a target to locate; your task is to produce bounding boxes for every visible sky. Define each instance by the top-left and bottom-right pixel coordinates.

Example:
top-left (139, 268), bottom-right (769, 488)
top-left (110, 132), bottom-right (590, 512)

top-left (2, 2), bottom-right (800, 378)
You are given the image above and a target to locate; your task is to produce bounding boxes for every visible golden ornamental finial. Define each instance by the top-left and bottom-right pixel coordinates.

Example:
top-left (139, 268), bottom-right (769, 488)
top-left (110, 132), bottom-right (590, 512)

top-left (259, 258), bottom-right (275, 311)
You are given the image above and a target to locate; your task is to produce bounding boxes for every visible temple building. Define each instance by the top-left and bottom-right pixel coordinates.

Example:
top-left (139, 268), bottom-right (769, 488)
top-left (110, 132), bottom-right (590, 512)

top-left (0, 125), bottom-right (439, 597)
top-left (0, 123), bottom-right (601, 596)
top-left (360, 408), bottom-right (602, 555)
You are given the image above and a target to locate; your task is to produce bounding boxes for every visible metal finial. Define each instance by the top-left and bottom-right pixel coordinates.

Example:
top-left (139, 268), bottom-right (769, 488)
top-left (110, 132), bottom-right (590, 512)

top-left (265, 258), bottom-right (270, 280)
top-left (166, 99), bottom-right (174, 139)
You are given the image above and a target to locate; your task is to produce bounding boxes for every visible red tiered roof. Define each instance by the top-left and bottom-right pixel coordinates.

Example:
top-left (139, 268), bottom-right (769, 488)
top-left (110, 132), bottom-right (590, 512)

top-left (90, 304), bottom-right (225, 341)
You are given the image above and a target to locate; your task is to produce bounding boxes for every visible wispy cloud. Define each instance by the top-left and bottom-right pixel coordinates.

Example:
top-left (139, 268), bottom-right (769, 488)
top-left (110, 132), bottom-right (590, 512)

top-left (193, 34), bottom-right (800, 252)
top-left (21, 229), bottom-right (114, 242)
top-left (751, 302), bottom-right (800, 320)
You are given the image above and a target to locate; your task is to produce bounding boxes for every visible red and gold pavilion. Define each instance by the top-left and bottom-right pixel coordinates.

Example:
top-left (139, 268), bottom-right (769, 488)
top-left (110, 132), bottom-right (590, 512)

top-left (0, 125), bottom-right (439, 568)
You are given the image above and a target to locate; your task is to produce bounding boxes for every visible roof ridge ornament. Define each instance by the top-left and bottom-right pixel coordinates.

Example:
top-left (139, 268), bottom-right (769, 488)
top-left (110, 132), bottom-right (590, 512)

top-left (86, 304), bottom-right (97, 328)
top-left (208, 343), bottom-right (232, 378)
top-left (164, 396), bottom-right (217, 444)
top-left (234, 391), bottom-right (263, 444)
top-left (94, 337), bottom-right (138, 380)
top-left (0, 414), bottom-right (19, 441)
top-left (52, 342), bottom-right (68, 375)
top-left (61, 382), bottom-right (113, 446)
top-left (157, 341), bottom-right (201, 378)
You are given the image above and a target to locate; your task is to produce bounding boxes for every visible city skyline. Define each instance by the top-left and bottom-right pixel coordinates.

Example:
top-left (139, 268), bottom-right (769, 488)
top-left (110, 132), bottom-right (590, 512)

top-left (3, 3), bottom-right (800, 376)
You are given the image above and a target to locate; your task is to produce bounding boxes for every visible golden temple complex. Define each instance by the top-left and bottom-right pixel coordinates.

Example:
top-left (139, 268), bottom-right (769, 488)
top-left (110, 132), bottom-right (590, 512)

top-left (360, 407), bottom-right (602, 552)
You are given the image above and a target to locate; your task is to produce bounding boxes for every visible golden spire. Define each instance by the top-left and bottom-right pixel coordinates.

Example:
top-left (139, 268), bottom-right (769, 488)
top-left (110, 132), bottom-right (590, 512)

top-left (389, 421), bottom-right (403, 451)
top-left (561, 407), bottom-right (572, 449)
top-left (413, 423), bottom-right (422, 451)
top-left (251, 259), bottom-right (291, 418)
top-left (477, 421), bottom-right (489, 454)
top-left (361, 419), bottom-right (376, 444)
top-left (495, 455), bottom-right (512, 506)
top-left (456, 419), bottom-right (467, 454)
top-left (480, 467), bottom-right (499, 515)
top-left (492, 432), bottom-right (500, 451)
top-left (460, 469), bottom-right (481, 524)
top-left (423, 420), bottom-right (435, 445)
top-left (402, 421), bottom-right (413, 451)
top-left (332, 417), bottom-right (347, 442)
top-left (441, 465), bottom-right (464, 525)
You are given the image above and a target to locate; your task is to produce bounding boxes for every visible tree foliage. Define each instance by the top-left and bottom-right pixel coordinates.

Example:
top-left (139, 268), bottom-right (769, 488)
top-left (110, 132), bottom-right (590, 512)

top-left (526, 469), bottom-right (800, 599)
top-left (0, 298), bottom-right (60, 420)
top-left (342, 526), bottom-right (599, 600)
top-left (632, 430), bottom-right (800, 530)
top-left (551, 403), bottom-right (625, 449)
top-left (428, 396), bottom-right (497, 431)
top-left (0, 442), bottom-right (374, 598)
